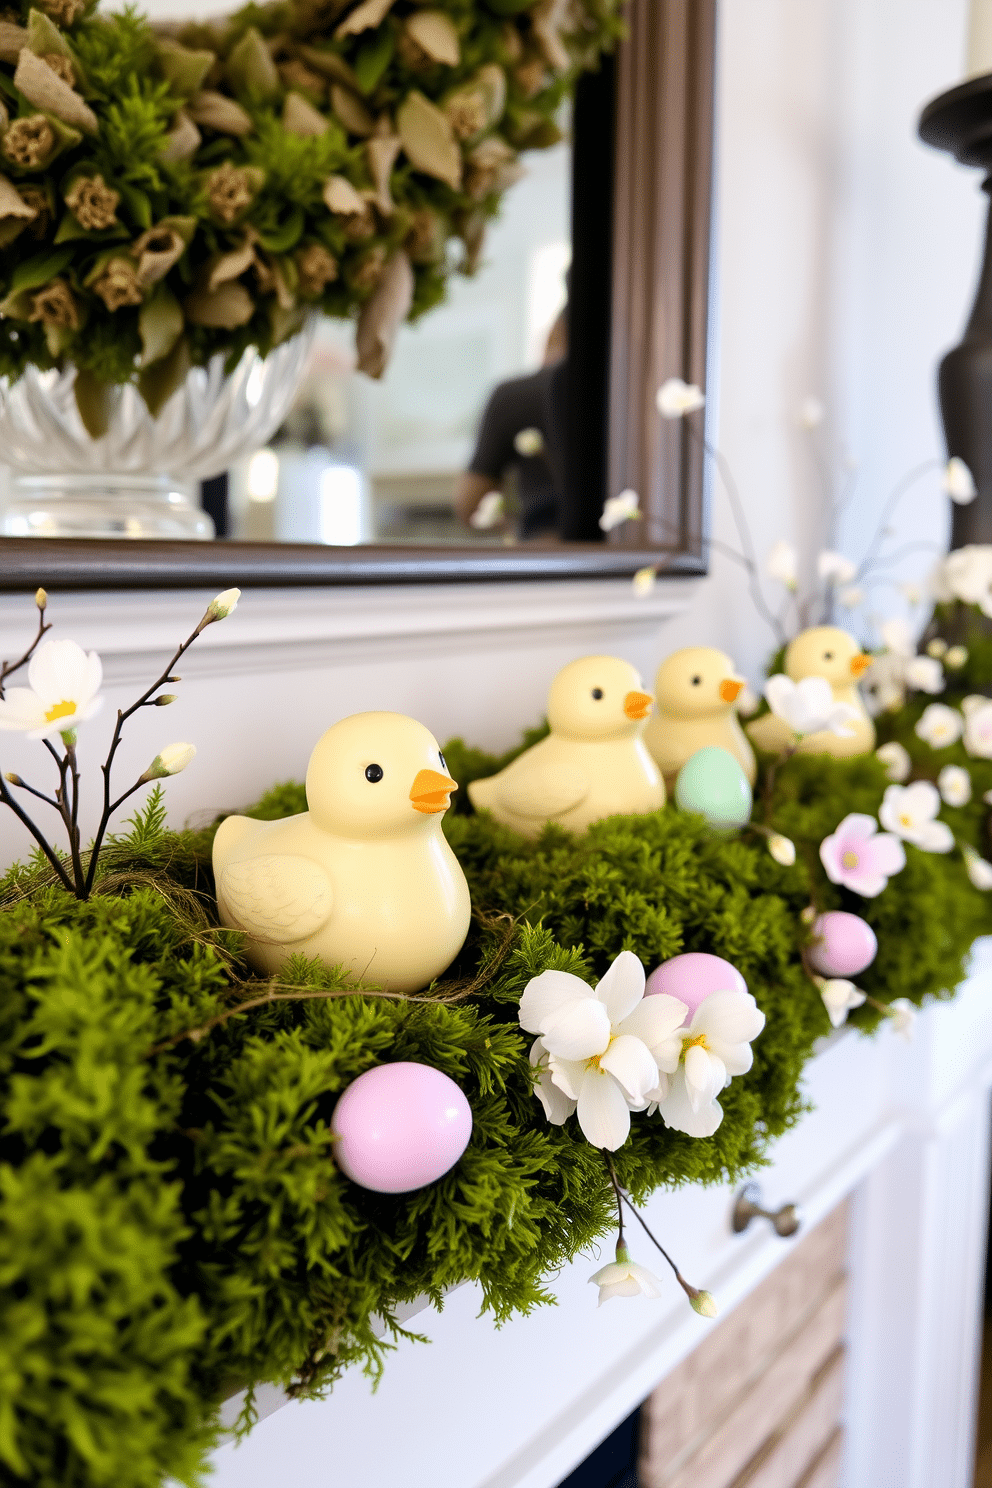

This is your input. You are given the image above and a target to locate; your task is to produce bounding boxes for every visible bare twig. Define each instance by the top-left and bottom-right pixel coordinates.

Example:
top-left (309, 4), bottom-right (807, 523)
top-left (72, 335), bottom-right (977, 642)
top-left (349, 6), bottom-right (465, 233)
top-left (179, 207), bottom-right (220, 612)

top-left (0, 590), bottom-right (50, 701)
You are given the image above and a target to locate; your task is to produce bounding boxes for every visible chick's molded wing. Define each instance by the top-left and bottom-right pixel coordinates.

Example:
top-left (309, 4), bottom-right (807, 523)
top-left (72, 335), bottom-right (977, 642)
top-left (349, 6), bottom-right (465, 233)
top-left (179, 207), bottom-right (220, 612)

top-left (496, 759), bottom-right (589, 820)
top-left (219, 854), bottom-right (333, 944)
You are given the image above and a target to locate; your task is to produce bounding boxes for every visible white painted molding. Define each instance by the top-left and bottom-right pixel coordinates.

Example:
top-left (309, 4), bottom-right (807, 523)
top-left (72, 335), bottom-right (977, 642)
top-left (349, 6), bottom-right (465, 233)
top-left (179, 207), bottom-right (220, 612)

top-left (0, 577), bottom-right (702, 684)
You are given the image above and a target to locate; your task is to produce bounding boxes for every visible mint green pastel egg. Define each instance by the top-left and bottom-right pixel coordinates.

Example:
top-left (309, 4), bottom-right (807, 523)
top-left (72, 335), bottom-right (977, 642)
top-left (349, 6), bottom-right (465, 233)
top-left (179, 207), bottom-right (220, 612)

top-left (674, 746), bottom-right (753, 829)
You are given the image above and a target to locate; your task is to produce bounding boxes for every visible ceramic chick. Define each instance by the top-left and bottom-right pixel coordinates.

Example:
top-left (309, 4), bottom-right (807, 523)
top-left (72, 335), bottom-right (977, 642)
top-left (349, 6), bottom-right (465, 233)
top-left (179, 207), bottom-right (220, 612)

top-left (213, 712), bottom-right (471, 993)
top-left (644, 646), bottom-right (756, 788)
top-left (467, 655), bottom-right (664, 837)
top-left (746, 625), bottom-right (875, 758)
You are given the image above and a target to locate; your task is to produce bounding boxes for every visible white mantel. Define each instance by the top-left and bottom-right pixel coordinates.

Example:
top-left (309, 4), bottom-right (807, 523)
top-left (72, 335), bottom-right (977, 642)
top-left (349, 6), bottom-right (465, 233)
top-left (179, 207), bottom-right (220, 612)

top-left (204, 945), bottom-right (992, 1488)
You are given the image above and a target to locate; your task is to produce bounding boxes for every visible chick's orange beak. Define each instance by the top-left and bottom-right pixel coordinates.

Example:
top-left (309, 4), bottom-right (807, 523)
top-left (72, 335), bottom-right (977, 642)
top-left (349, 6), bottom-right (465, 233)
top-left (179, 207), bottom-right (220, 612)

top-left (410, 768), bottom-right (458, 815)
top-left (720, 678), bottom-right (745, 703)
top-left (623, 690), bottom-right (653, 720)
top-left (850, 654), bottom-right (873, 678)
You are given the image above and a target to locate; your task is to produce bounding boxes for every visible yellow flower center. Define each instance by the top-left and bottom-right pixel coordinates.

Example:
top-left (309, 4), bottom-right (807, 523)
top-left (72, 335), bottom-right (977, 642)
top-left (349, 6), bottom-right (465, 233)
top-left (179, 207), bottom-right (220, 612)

top-left (899, 813), bottom-right (912, 827)
top-left (841, 850), bottom-right (859, 868)
top-left (682, 1033), bottom-right (709, 1057)
top-left (44, 699), bottom-right (76, 722)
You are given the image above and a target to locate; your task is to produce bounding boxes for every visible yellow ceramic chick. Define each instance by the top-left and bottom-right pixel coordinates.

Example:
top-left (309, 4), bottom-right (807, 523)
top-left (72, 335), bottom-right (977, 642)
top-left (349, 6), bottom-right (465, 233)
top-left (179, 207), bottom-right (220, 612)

top-left (644, 646), bottom-right (756, 788)
top-left (467, 655), bottom-right (664, 837)
top-left (747, 625), bottom-right (875, 758)
top-left (213, 712), bottom-right (471, 993)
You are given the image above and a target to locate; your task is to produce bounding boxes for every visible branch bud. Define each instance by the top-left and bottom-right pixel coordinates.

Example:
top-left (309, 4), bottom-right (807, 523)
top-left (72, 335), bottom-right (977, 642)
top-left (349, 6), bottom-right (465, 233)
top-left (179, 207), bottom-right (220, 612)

top-left (154, 693), bottom-right (178, 706)
top-left (34, 587), bottom-right (47, 612)
top-left (679, 1276), bottom-right (718, 1317)
top-left (4, 772), bottom-right (22, 785)
top-left (139, 742), bottom-right (196, 782)
top-left (202, 587), bottom-right (241, 625)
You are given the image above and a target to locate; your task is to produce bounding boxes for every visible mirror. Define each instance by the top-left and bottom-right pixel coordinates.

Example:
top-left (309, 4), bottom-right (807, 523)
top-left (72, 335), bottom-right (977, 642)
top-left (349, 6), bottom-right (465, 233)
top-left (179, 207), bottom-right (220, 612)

top-left (228, 127), bottom-right (572, 548)
top-left (0, 0), bottom-right (716, 591)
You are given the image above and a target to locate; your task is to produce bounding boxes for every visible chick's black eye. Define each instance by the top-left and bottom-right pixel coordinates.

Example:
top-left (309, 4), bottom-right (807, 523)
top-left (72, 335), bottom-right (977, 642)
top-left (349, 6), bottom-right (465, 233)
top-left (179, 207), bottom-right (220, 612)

top-left (824, 652), bottom-right (833, 661)
top-left (591, 687), bottom-right (604, 700)
top-left (365, 764), bottom-right (383, 783)
top-left (691, 674), bottom-right (702, 685)
top-left (438, 752), bottom-right (447, 772)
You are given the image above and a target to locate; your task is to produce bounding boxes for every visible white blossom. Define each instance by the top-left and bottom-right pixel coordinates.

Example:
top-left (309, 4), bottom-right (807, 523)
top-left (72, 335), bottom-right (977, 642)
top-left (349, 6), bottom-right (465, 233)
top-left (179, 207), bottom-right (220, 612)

top-left (904, 656), bottom-right (945, 694)
top-left (764, 674), bottom-right (858, 738)
top-left (963, 843), bottom-right (992, 891)
top-left (943, 457), bottom-right (977, 504)
top-left (964, 700), bottom-right (992, 759)
top-left (881, 617), bottom-right (914, 658)
top-left (766, 540), bottom-right (798, 591)
top-left (0, 638), bottom-right (103, 739)
top-left (876, 741), bottom-right (911, 782)
top-left (963, 695), bottom-right (988, 717)
top-left (599, 489), bottom-right (640, 532)
top-left (519, 952), bottom-right (687, 1150)
top-left (735, 684), bottom-right (760, 718)
top-left (887, 998), bottom-right (917, 1042)
top-left (945, 645), bottom-right (968, 669)
top-left (817, 977), bottom-right (867, 1029)
top-left (915, 703), bottom-right (964, 749)
top-left (839, 586), bottom-right (865, 609)
top-left (651, 990), bottom-right (765, 1139)
top-left (656, 378), bottom-right (705, 418)
top-left (936, 546), bottom-right (992, 615)
top-left (798, 395), bottom-right (825, 428)
top-left (878, 781), bottom-right (954, 853)
top-left (140, 742), bottom-right (196, 782)
top-left (514, 427), bottom-right (544, 456)
top-left (632, 566), bottom-right (657, 597)
top-left (900, 582), bottom-right (922, 606)
top-left (938, 765), bottom-right (971, 807)
top-left (590, 1242), bottom-right (663, 1305)
top-left (817, 550), bottom-right (857, 585)
top-left (927, 639), bottom-right (948, 659)
top-left (767, 833), bottom-right (796, 866)
top-left (206, 587), bottom-right (240, 621)
top-left (469, 491), bottom-right (504, 529)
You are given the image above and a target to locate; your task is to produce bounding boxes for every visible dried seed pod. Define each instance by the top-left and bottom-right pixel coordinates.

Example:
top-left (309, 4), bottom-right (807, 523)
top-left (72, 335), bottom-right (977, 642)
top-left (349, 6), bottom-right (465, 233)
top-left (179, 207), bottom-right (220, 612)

top-left (28, 277), bottom-right (79, 329)
top-left (283, 91), bottom-right (329, 137)
top-left (207, 235), bottom-right (257, 290)
top-left (0, 173), bottom-right (39, 225)
top-left (0, 22), bottom-right (27, 62)
top-left (296, 242), bottom-right (338, 297)
top-left (2, 115), bottom-right (57, 169)
top-left (184, 281), bottom-right (255, 328)
top-left (92, 258), bottom-right (144, 312)
top-left (323, 173), bottom-right (366, 216)
top-left (330, 83), bottom-right (375, 137)
top-left (206, 162), bottom-right (263, 224)
top-left (139, 288), bottom-right (184, 366)
top-left (133, 221), bottom-right (192, 285)
top-left (397, 90), bottom-right (461, 189)
top-left (188, 90), bottom-right (253, 137)
top-left (278, 58), bottom-right (326, 99)
top-left (64, 174), bottom-right (119, 231)
top-left (366, 133), bottom-right (401, 215)
top-left (404, 11), bottom-right (460, 67)
top-left (335, 0), bottom-right (396, 40)
top-left (161, 109), bottom-right (202, 161)
top-left (14, 50), bottom-right (97, 134)
top-left (356, 248), bottom-right (413, 378)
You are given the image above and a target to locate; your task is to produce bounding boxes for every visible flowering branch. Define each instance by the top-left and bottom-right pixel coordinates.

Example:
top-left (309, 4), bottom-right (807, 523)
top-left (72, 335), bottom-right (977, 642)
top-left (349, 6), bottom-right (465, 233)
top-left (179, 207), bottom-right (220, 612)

top-left (604, 1155), bottom-right (716, 1317)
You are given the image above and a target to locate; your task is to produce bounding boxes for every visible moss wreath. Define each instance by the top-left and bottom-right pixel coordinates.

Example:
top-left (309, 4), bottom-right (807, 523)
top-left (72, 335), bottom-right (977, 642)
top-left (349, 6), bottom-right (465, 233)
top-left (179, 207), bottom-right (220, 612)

top-left (0, 0), bottom-right (623, 431)
top-left (1, 602), bottom-right (990, 1486)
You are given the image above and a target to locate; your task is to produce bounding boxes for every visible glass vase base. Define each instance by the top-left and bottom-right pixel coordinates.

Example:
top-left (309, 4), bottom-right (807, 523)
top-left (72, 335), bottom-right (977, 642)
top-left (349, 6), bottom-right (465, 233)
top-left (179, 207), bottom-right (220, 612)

top-left (1, 474), bottom-right (214, 540)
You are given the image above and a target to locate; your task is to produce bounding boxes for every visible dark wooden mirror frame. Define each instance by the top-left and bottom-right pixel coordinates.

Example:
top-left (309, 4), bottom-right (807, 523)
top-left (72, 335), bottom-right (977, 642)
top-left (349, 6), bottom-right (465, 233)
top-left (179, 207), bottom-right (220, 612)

top-left (0, 0), bottom-right (716, 593)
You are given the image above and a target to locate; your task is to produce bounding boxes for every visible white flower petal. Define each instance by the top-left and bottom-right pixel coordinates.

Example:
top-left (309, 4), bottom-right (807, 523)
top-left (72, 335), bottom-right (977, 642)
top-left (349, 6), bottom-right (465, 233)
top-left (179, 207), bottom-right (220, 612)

top-left (547, 1054), bottom-right (589, 1103)
top-left (517, 969), bottom-right (592, 1035)
top-left (541, 997), bottom-right (612, 1060)
top-left (817, 550), bottom-right (856, 584)
top-left (876, 741), bottom-right (911, 782)
top-left (0, 687), bottom-right (47, 731)
top-left (909, 819), bottom-right (955, 853)
top-left (691, 989), bottom-right (766, 1047)
top-left (766, 540), bottom-right (798, 589)
top-left (575, 1069), bottom-right (632, 1150)
top-left (656, 1067), bottom-right (724, 1137)
top-left (943, 457), bottom-right (977, 503)
top-left (616, 992), bottom-right (688, 1051)
top-left (599, 1034), bottom-right (659, 1106)
top-left (594, 949), bottom-right (646, 1025)
top-left (683, 1044), bottom-right (725, 1109)
top-left (529, 1038), bottom-right (578, 1125)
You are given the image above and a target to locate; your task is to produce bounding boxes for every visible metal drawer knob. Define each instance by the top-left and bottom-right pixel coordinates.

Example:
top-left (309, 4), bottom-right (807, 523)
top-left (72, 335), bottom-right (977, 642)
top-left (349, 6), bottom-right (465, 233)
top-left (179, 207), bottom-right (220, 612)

top-left (731, 1182), bottom-right (802, 1238)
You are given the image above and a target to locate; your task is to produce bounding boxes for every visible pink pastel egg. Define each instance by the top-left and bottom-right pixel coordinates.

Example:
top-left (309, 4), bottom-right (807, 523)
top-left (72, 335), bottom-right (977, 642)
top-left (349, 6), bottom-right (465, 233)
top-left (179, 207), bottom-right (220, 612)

top-left (645, 952), bottom-right (748, 1017)
top-left (332, 1062), bottom-right (473, 1194)
top-left (806, 911), bottom-right (877, 979)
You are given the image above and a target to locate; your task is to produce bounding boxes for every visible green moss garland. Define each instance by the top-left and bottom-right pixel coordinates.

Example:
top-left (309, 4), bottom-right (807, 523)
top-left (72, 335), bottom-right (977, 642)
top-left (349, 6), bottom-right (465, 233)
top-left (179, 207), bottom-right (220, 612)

top-left (1, 699), bottom-right (989, 1484)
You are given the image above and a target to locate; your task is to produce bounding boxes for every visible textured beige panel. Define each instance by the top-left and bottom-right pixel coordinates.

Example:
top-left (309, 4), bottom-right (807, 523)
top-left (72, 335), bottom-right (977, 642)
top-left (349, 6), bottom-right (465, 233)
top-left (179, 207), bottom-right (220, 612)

top-left (794, 1426), bottom-right (844, 1488)
top-left (733, 1349), bottom-right (845, 1488)
top-left (639, 1204), bottom-right (849, 1488)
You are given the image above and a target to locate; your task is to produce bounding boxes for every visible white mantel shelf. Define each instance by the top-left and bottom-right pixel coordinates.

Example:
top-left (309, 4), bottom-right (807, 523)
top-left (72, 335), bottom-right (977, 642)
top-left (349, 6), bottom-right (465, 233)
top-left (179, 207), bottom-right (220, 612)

top-left (204, 944), bottom-right (992, 1488)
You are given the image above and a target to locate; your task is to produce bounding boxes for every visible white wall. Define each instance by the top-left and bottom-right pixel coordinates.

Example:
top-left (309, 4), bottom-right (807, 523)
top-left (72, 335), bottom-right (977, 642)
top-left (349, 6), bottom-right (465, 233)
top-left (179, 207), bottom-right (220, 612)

top-left (661, 0), bottom-right (983, 681)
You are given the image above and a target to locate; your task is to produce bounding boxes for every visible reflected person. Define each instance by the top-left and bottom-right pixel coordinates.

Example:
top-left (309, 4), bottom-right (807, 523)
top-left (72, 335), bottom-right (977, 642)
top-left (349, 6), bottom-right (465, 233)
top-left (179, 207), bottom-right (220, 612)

top-left (455, 311), bottom-right (567, 539)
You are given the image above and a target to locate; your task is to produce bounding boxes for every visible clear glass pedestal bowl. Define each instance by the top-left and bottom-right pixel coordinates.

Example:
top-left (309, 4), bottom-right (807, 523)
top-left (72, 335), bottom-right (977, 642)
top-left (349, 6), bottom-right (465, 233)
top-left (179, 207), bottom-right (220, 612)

top-left (0, 320), bottom-right (316, 540)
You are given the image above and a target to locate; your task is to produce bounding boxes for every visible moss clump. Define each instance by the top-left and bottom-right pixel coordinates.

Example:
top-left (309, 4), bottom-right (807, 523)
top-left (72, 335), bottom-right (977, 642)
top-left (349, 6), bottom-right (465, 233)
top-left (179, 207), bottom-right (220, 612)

top-left (0, 722), bottom-right (988, 1484)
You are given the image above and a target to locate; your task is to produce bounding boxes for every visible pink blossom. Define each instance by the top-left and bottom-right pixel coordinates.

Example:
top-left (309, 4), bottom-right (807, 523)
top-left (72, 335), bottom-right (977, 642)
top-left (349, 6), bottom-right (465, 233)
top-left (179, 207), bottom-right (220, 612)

top-left (819, 813), bottom-right (906, 898)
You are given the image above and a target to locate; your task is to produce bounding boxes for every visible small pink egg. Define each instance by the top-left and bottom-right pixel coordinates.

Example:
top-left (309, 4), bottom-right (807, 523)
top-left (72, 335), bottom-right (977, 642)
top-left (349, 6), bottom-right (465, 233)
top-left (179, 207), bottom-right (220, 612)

top-left (807, 911), bottom-right (877, 979)
top-left (645, 952), bottom-right (748, 1017)
top-left (332, 1062), bottom-right (473, 1194)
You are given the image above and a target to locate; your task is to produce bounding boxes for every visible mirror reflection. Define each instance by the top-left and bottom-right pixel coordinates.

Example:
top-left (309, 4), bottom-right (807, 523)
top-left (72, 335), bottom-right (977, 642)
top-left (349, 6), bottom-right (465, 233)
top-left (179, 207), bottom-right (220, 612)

top-left (225, 135), bottom-right (570, 547)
